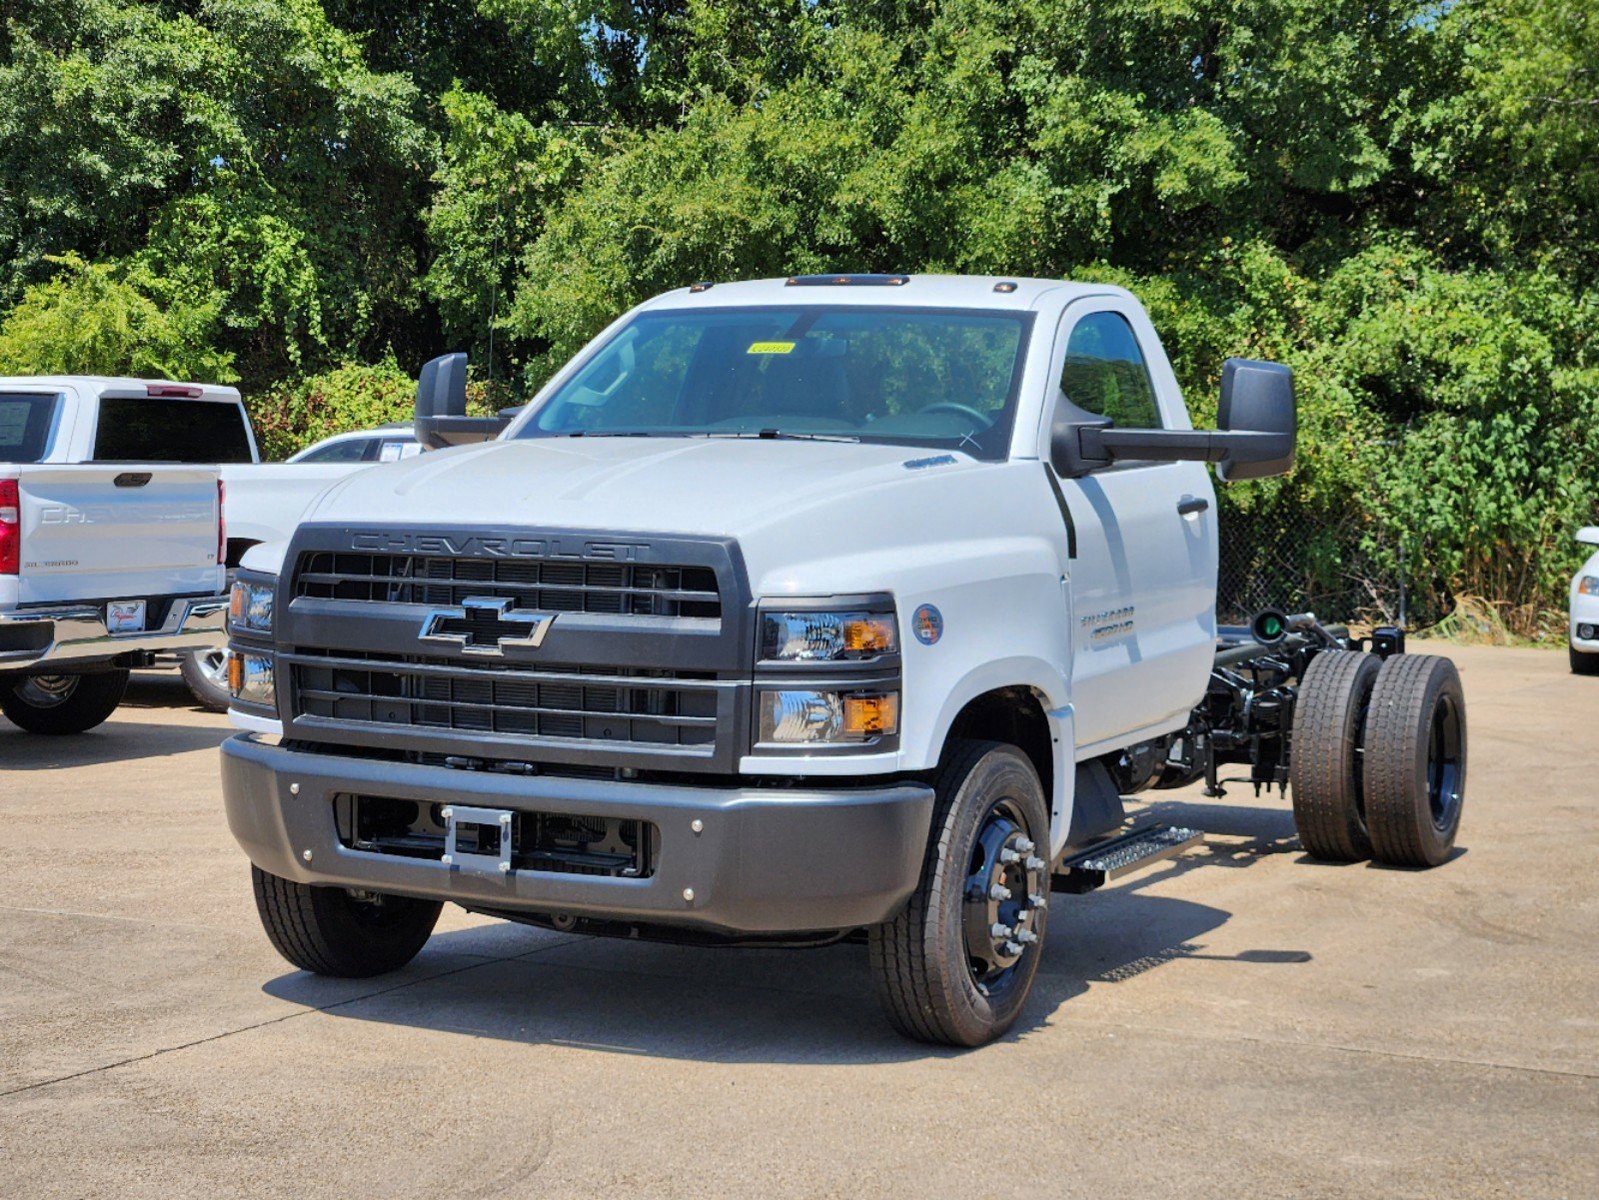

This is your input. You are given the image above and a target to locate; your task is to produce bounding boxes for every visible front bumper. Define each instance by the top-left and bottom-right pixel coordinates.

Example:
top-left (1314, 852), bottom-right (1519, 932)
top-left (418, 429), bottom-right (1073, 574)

top-left (221, 734), bottom-right (935, 935)
top-left (1570, 590), bottom-right (1599, 650)
top-left (0, 594), bottom-right (228, 672)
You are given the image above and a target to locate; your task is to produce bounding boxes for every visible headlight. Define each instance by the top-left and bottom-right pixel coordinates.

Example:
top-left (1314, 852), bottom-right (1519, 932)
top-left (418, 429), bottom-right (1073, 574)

top-left (227, 651), bottom-right (276, 707)
top-left (229, 578), bottom-right (274, 632)
top-left (759, 690), bottom-right (899, 744)
top-left (760, 610), bottom-right (898, 662)
top-left (1579, 576), bottom-right (1599, 597)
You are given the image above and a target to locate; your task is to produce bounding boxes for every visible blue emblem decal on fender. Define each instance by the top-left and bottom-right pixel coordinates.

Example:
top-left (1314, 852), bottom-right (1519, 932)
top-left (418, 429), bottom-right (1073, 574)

top-left (913, 604), bottom-right (944, 645)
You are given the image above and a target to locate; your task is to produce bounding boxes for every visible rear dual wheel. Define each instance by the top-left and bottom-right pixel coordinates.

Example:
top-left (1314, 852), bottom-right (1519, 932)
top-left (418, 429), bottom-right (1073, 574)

top-left (1289, 652), bottom-right (1465, 869)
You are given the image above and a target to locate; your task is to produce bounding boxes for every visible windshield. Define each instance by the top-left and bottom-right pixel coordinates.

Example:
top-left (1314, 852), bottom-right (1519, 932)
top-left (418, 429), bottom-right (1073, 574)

top-left (0, 392), bottom-right (61, 463)
top-left (517, 306), bottom-right (1033, 460)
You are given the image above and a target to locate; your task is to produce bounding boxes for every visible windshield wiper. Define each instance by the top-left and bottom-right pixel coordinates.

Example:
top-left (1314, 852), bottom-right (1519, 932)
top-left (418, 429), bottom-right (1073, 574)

top-left (696, 429), bottom-right (861, 444)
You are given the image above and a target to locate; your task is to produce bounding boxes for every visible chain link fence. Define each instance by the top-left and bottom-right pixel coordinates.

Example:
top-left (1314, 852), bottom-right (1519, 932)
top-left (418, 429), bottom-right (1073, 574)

top-left (1215, 500), bottom-right (1429, 630)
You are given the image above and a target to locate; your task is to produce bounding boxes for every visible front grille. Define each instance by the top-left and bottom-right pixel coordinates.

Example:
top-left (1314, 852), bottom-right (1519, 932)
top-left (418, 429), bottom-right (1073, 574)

top-left (292, 652), bottom-right (718, 749)
top-left (294, 552), bottom-right (721, 621)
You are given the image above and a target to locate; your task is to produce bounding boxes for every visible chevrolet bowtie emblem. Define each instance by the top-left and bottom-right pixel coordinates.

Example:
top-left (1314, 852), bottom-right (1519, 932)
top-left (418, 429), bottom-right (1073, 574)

top-left (419, 597), bottom-right (557, 656)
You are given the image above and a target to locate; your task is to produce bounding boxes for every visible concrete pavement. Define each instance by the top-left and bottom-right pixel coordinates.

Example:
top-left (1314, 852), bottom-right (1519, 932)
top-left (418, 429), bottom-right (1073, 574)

top-left (1, 644), bottom-right (1594, 1198)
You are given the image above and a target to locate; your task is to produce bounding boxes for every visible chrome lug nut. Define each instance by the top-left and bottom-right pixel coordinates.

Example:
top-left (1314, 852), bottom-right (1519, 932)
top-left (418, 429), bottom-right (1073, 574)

top-left (989, 923), bottom-right (1013, 940)
top-left (1025, 855), bottom-right (1046, 872)
top-left (989, 884), bottom-right (1012, 901)
top-left (999, 848), bottom-right (1021, 865)
top-left (1015, 838), bottom-right (1035, 853)
top-left (1002, 940), bottom-right (1024, 956)
top-left (1031, 895), bottom-right (1049, 911)
top-left (1015, 929), bottom-right (1039, 945)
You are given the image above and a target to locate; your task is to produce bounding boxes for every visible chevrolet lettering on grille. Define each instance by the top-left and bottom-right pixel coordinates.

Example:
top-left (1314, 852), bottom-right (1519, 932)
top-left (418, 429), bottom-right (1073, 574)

top-left (420, 596), bottom-right (557, 656)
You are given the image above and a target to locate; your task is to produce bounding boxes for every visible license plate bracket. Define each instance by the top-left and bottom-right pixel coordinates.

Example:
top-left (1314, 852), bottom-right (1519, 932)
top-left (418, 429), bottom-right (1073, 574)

top-left (106, 599), bottom-right (146, 635)
top-left (441, 805), bottom-right (515, 877)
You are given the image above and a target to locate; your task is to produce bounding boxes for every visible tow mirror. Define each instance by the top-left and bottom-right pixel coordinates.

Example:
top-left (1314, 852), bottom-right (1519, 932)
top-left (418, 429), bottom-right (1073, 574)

top-left (413, 352), bottom-right (510, 450)
top-left (1578, 526), bottom-right (1599, 547)
top-left (1215, 358), bottom-right (1294, 482)
top-left (1050, 356), bottom-right (1296, 481)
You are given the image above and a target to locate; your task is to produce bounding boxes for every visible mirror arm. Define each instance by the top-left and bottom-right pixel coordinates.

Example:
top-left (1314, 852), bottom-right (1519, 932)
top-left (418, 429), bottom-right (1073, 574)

top-left (1079, 427), bottom-right (1287, 465)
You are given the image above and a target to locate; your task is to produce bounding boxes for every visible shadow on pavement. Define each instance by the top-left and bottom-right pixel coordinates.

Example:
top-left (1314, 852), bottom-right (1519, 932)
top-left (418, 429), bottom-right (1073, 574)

top-left (261, 878), bottom-right (1311, 1064)
top-left (0, 672), bottom-right (230, 767)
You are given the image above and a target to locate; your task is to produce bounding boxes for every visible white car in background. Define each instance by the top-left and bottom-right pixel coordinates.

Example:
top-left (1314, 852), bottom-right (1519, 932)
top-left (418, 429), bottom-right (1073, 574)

top-left (1571, 526), bottom-right (1599, 675)
top-left (286, 424), bottom-right (421, 464)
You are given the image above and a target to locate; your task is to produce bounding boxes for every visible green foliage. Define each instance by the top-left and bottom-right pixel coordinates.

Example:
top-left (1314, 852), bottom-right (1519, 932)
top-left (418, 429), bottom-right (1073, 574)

top-left (0, 254), bottom-right (236, 381)
top-left (0, 0), bottom-right (1595, 625)
top-left (247, 354), bottom-right (414, 460)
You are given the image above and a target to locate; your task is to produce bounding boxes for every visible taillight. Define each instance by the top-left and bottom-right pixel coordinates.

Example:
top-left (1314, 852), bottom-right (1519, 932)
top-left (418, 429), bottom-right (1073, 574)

top-left (217, 479), bottom-right (226, 568)
top-left (0, 478), bottom-right (19, 575)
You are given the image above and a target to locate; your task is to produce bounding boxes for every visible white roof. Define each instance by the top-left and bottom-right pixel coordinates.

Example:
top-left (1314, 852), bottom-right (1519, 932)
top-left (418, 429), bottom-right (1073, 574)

top-left (637, 274), bottom-right (1132, 313)
top-left (0, 375), bottom-right (241, 401)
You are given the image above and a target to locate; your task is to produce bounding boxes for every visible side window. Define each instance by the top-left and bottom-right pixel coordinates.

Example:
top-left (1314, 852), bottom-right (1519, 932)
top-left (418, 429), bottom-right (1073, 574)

top-left (297, 437), bottom-right (373, 463)
top-left (1060, 311), bottom-right (1162, 429)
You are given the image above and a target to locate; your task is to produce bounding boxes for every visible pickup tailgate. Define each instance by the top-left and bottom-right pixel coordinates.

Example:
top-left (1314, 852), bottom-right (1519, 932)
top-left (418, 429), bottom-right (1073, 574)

top-left (12, 465), bottom-right (221, 606)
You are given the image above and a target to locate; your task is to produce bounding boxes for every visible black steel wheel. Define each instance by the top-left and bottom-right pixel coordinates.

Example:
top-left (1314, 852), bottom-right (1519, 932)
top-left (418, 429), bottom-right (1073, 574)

top-left (869, 740), bottom-right (1051, 1047)
top-left (0, 669), bottom-right (129, 734)
top-left (1362, 654), bottom-right (1467, 868)
top-left (1289, 650), bottom-right (1381, 862)
top-left (252, 866), bottom-right (442, 977)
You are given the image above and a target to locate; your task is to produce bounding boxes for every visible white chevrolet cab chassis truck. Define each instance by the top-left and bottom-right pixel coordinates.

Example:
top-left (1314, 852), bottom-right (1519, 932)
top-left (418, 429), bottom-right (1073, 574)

top-left (221, 275), bottom-right (1468, 1046)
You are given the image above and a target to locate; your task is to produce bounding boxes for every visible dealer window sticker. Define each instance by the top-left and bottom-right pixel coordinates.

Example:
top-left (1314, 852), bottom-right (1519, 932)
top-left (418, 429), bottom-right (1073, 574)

top-left (746, 341), bottom-right (796, 355)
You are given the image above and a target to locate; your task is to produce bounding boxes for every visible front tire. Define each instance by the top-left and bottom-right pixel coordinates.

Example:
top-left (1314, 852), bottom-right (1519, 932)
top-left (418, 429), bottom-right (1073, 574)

top-left (252, 866), bottom-right (442, 977)
top-left (1571, 643), bottom-right (1599, 675)
top-left (0, 669), bottom-right (130, 734)
top-left (180, 648), bottom-right (232, 712)
top-left (869, 740), bottom-right (1051, 1047)
top-left (1362, 654), bottom-right (1467, 868)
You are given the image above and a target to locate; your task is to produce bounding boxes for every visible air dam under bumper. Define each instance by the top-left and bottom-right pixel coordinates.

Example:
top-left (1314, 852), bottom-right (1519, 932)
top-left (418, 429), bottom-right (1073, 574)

top-left (221, 735), bottom-right (935, 935)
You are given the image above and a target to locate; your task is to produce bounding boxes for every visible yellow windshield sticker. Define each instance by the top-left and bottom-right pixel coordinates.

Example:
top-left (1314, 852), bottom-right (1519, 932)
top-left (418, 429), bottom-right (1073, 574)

top-left (746, 341), bottom-right (795, 355)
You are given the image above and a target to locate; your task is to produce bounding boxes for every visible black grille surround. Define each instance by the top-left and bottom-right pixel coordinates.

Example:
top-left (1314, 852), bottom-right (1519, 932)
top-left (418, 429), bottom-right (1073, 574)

top-left (276, 524), bottom-right (754, 773)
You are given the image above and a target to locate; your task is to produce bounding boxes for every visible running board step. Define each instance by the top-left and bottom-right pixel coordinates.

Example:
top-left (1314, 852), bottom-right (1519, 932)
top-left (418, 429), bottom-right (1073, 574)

top-left (1052, 824), bottom-right (1204, 893)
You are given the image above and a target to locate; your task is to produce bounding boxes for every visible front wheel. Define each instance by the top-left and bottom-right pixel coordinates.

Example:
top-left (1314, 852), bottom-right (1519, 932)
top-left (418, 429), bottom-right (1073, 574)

top-left (252, 866), bottom-right (442, 977)
top-left (1571, 643), bottom-right (1599, 676)
top-left (180, 648), bottom-right (233, 712)
top-left (869, 740), bottom-right (1051, 1047)
top-left (0, 669), bottom-right (130, 734)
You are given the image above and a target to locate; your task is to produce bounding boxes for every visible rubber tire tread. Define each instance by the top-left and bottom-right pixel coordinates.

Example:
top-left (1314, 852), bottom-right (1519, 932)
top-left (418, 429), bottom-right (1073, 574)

top-left (1571, 644), bottom-right (1599, 675)
top-left (180, 649), bottom-right (232, 712)
top-left (1362, 654), bottom-right (1467, 869)
top-left (867, 739), bottom-right (1049, 1047)
top-left (1289, 650), bottom-right (1380, 862)
top-left (251, 866), bottom-right (442, 978)
top-left (0, 669), bottom-right (130, 734)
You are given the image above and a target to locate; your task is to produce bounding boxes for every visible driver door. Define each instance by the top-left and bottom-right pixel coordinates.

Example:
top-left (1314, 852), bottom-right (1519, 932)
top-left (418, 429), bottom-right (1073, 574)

top-left (1049, 302), bottom-right (1217, 751)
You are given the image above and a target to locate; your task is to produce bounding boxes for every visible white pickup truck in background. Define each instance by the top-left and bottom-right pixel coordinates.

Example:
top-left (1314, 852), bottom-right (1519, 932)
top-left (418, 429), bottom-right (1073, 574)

top-left (0, 374), bottom-right (402, 709)
top-left (1, 386), bottom-right (227, 732)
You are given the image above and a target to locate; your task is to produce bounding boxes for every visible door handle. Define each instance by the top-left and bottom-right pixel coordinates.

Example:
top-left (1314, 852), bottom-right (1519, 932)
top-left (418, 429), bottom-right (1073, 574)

top-left (1177, 496), bottom-right (1209, 516)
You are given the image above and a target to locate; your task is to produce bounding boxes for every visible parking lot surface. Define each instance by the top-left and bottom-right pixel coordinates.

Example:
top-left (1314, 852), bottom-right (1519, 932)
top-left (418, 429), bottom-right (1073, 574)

top-left (1, 644), bottom-right (1595, 1199)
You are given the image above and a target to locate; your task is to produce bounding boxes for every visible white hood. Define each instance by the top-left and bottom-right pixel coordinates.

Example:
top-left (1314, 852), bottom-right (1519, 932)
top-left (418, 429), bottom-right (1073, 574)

top-left (297, 436), bottom-right (1025, 595)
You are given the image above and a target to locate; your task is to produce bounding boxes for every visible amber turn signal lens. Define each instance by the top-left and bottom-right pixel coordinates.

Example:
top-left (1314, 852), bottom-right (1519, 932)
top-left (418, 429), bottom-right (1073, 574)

top-left (227, 651), bottom-right (243, 696)
top-left (842, 693), bottom-right (899, 737)
top-left (843, 618), bottom-right (896, 654)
